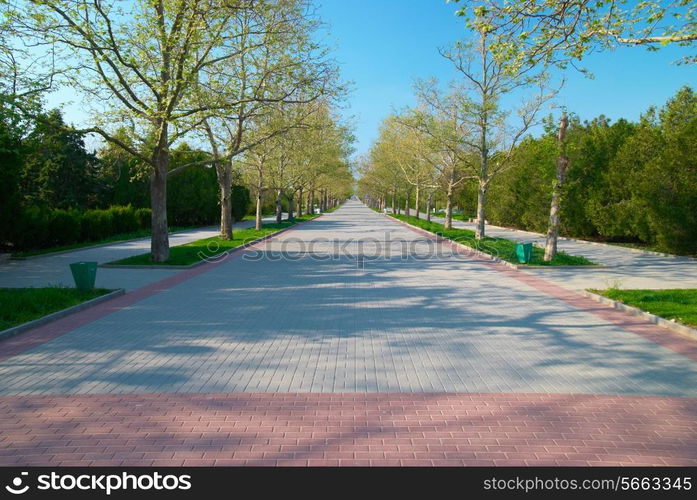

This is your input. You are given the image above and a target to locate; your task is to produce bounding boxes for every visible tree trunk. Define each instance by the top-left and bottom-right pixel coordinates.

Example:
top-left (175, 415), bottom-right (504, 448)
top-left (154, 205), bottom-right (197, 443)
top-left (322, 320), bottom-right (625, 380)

top-left (415, 184), bottom-right (420, 219)
top-left (404, 190), bottom-right (410, 217)
top-left (255, 170), bottom-right (263, 230)
top-left (426, 191), bottom-right (433, 222)
top-left (255, 189), bottom-right (263, 231)
top-left (475, 181), bottom-right (487, 239)
top-left (476, 113), bottom-right (489, 240)
top-left (391, 190), bottom-right (396, 214)
top-left (150, 144), bottom-right (169, 262)
top-left (544, 113), bottom-right (569, 262)
top-left (218, 164), bottom-right (233, 240)
top-left (275, 188), bottom-right (283, 223)
top-left (308, 188), bottom-right (314, 214)
top-left (298, 188), bottom-right (303, 217)
top-left (476, 35), bottom-right (489, 241)
top-left (288, 192), bottom-right (295, 220)
top-left (445, 184), bottom-right (453, 230)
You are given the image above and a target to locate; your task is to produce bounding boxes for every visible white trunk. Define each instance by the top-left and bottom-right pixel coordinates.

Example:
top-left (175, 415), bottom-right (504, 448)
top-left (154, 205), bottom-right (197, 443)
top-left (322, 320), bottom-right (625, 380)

top-left (544, 113), bottom-right (570, 261)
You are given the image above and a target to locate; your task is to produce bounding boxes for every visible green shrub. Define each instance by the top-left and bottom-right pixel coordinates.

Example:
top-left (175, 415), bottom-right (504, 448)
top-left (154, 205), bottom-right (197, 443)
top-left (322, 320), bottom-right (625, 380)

top-left (81, 209), bottom-right (113, 241)
top-left (109, 205), bottom-right (138, 234)
top-left (135, 208), bottom-right (151, 229)
top-left (231, 185), bottom-right (250, 222)
top-left (13, 205), bottom-right (154, 251)
top-left (167, 165), bottom-right (218, 226)
top-left (47, 209), bottom-right (81, 246)
top-left (15, 206), bottom-right (50, 249)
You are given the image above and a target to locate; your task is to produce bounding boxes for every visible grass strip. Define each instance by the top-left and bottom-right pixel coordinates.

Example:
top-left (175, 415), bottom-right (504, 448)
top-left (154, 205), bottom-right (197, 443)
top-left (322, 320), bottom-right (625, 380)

top-left (0, 287), bottom-right (112, 330)
top-left (391, 214), bottom-right (596, 266)
top-left (108, 215), bottom-right (317, 266)
top-left (591, 288), bottom-right (697, 328)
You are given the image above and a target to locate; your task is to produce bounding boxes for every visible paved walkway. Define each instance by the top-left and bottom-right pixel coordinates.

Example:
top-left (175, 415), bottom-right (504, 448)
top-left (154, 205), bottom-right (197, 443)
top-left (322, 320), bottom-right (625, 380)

top-left (429, 214), bottom-right (697, 291)
top-left (0, 217), bottom-right (281, 291)
top-left (0, 201), bottom-right (695, 465)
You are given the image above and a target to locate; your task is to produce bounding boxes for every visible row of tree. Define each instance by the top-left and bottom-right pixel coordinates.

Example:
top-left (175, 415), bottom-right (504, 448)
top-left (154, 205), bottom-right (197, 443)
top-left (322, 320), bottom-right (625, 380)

top-left (0, 103), bottom-right (252, 250)
top-left (359, 0), bottom-right (695, 257)
top-left (360, 87), bottom-right (697, 255)
top-left (1, 0), bottom-right (353, 259)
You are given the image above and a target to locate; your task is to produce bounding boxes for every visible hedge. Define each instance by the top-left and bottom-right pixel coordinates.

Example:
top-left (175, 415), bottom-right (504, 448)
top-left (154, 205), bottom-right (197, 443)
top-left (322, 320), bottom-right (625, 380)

top-left (12, 205), bottom-right (151, 251)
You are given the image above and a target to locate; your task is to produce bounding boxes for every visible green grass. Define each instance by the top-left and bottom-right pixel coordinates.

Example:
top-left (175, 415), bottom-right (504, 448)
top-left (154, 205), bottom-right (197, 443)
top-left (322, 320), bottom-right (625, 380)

top-left (12, 226), bottom-right (198, 258)
top-left (108, 215), bottom-right (317, 266)
top-left (392, 214), bottom-right (596, 266)
top-left (323, 204), bottom-right (343, 214)
top-left (0, 287), bottom-right (112, 331)
top-left (591, 288), bottom-right (697, 328)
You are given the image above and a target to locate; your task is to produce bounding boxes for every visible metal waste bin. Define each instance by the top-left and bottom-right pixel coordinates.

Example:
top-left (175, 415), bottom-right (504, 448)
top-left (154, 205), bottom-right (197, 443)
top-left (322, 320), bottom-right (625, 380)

top-left (69, 261), bottom-right (98, 290)
top-left (515, 243), bottom-right (533, 264)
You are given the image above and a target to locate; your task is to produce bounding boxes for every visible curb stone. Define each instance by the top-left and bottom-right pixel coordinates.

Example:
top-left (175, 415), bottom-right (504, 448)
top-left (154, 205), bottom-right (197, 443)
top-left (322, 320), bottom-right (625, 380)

top-left (388, 215), bottom-right (605, 270)
top-left (583, 290), bottom-right (697, 341)
top-left (0, 288), bottom-right (126, 342)
top-left (100, 216), bottom-right (322, 269)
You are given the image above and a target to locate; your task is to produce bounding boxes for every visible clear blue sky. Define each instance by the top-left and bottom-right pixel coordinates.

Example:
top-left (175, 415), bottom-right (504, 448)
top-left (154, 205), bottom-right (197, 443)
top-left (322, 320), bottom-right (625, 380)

top-left (316, 0), bottom-right (697, 157)
top-left (48, 0), bottom-right (696, 155)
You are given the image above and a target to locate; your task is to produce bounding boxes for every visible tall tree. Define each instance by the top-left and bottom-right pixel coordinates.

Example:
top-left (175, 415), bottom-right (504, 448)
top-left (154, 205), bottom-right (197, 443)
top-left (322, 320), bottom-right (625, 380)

top-left (188, 0), bottom-right (336, 239)
top-left (17, 1), bottom-right (257, 261)
top-left (453, 1), bottom-right (696, 66)
top-left (453, 0), bottom-right (695, 251)
top-left (21, 109), bottom-right (99, 209)
top-left (543, 112), bottom-right (568, 260)
top-left (409, 80), bottom-right (477, 229)
top-left (441, 22), bottom-right (557, 239)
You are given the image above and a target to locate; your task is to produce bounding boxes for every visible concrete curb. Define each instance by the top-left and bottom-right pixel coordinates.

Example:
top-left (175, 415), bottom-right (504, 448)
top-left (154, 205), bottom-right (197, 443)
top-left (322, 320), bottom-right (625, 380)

top-left (99, 216), bottom-right (322, 270)
top-left (0, 288), bottom-right (126, 342)
top-left (388, 215), bottom-right (605, 270)
top-left (583, 290), bottom-right (697, 341)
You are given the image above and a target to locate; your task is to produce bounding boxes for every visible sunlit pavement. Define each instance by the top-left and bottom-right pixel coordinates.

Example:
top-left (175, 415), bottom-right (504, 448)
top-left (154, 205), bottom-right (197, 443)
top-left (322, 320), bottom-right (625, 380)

top-left (0, 215), bottom-right (284, 291)
top-left (429, 213), bottom-right (697, 291)
top-left (0, 201), bottom-right (695, 466)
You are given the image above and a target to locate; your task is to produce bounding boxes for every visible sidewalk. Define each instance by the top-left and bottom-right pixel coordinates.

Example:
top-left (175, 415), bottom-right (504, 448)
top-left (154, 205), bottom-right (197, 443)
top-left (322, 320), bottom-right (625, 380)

top-left (0, 217), bottom-right (279, 291)
top-left (428, 214), bottom-right (697, 291)
top-left (0, 201), bottom-right (695, 466)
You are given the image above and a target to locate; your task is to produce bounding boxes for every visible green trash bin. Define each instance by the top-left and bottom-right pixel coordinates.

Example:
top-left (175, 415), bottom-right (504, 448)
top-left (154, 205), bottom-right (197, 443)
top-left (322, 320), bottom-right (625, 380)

top-left (69, 261), bottom-right (98, 290)
top-left (515, 243), bottom-right (533, 264)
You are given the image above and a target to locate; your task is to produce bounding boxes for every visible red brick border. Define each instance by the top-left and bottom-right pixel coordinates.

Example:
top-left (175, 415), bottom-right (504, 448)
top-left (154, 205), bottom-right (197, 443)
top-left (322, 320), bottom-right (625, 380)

top-left (0, 393), bottom-right (695, 466)
top-left (392, 217), bottom-right (697, 362)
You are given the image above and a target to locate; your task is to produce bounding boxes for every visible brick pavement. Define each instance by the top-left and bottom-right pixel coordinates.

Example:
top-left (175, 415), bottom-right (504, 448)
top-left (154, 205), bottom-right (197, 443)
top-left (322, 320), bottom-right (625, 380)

top-left (0, 201), bottom-right (695, 465)
top-left (0, 393), bottom-right (694, 466)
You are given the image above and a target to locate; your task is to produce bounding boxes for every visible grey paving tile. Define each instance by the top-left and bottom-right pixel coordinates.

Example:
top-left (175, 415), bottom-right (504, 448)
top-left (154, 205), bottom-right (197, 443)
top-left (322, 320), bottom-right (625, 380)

top-left (0, 202), bottom-right (695, 396)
